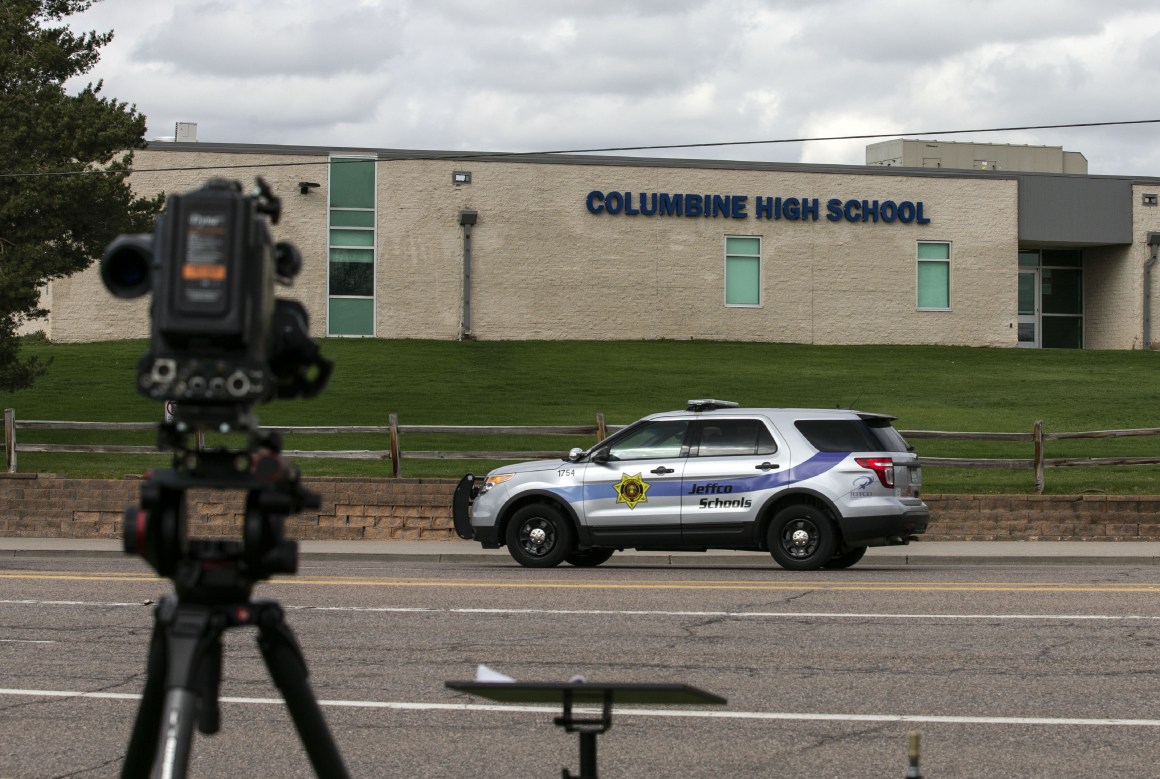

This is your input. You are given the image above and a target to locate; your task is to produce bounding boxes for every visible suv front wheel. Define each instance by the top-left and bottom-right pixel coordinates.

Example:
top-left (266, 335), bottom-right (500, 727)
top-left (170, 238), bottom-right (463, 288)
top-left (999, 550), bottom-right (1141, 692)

top-left (767, 505), bottom-right (837, 571)
top-left (505, 503), bottom-right (574, 568)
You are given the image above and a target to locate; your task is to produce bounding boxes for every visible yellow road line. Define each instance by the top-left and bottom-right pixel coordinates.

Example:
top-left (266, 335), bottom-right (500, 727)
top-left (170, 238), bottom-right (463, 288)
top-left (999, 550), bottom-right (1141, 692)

top-left (4, 570), bottom-right (1160, 593)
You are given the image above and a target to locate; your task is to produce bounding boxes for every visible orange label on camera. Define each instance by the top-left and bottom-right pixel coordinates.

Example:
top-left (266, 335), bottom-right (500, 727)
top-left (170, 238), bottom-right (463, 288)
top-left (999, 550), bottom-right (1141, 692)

top-left (182, 264), bottom-right (227, 281)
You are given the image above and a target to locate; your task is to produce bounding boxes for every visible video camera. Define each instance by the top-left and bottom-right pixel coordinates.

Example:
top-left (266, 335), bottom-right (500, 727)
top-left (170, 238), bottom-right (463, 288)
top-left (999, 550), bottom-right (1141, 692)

top-left (105, 179), bottom-right (349, 778)
top-left (101, 177), bottom-right (332, 432)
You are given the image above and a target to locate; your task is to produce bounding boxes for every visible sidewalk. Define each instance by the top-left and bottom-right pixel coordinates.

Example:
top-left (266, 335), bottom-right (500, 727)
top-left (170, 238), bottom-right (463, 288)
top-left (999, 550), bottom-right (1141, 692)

top-left (4, 537), bottom-right (1160, 566)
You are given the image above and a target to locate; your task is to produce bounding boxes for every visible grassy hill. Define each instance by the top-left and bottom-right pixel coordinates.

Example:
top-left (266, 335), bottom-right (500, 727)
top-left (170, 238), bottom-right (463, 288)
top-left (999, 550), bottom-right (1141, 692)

top-left (5, 337), bottom-right (1160, 494)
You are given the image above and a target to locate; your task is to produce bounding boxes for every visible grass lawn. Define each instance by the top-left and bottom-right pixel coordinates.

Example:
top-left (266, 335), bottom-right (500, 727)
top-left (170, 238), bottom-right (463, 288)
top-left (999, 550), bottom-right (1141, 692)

top-left (5, 337), bottom-right (1160, 494)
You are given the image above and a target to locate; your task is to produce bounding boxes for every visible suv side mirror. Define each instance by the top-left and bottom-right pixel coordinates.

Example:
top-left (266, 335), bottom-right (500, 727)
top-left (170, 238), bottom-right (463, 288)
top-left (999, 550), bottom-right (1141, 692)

top-left (567, 447), bottom-right (584, 462)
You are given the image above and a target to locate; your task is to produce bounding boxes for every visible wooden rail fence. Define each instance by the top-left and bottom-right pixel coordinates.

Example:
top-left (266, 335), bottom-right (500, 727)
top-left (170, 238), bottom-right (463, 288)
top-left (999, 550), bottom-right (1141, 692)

top-left (6, 408), bottom-right (1160, 493)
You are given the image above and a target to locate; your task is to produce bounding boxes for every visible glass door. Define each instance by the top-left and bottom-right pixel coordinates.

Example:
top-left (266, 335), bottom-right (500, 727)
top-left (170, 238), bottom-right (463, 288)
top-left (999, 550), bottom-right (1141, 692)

top-left (1017, 253), bottom-right (1039, 348)
top-left (1018, 250), bottom-right (1083, 349)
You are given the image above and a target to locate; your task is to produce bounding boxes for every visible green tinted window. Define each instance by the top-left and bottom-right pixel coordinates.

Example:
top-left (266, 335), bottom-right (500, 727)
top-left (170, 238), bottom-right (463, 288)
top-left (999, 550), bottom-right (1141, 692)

top-left (330, 210), bottom-right (375, 228)
top-left (330, 228), bottom-right (375, 247)
top-left (917, 261), bottom-right (950, 309)
top-left (330, 262), bottom-right (374, 296)
top-left (725, 237), bottom-right (761, 306)
top-left (917, 242), bottom-right (951, 309)
top-left (329, 247), bottom-right (374, 264)
top-left (917, 242), bottom-right (950, 260)
top-left (328, 157), bottom-right (376, 336)
top-left (329, 297), bottom-right (374, 336)
top-left (329, 158), bottom-right (375, 208)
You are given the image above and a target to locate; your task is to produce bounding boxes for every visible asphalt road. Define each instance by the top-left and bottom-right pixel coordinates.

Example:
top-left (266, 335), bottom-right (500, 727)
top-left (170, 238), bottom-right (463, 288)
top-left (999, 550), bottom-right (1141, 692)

top-left (5, 556), bottom-right (1160, 778)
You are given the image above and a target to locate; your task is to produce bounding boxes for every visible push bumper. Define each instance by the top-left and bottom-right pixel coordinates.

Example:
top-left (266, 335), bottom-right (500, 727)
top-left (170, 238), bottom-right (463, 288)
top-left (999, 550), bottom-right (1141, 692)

top-left (452, 474), bottom-right (477, 540)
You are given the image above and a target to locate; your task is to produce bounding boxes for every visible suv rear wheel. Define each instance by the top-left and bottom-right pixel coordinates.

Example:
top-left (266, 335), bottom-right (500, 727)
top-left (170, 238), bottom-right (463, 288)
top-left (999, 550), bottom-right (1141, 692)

top-left (767, 504), bottom-right (837, 571)
top-left (505, 503), bottom-right (573, 568)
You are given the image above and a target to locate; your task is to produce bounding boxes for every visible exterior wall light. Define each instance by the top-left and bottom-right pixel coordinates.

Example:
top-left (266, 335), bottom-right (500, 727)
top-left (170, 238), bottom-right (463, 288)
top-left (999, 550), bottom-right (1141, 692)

top-left (298, 182), bottom-right (320, 195)
top-left (453, 171), bottom-right (472, 185)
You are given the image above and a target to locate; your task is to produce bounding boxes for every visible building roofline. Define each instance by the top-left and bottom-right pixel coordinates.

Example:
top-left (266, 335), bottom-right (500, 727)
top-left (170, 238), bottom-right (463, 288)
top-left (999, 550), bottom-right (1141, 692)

top-left (141, 140), bottom-right (1160, 185)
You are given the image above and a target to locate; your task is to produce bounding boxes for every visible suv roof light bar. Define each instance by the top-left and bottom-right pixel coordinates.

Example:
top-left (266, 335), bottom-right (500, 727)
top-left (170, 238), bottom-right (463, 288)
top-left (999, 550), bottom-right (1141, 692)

top-left (687, 399), bottom-right (740, 412)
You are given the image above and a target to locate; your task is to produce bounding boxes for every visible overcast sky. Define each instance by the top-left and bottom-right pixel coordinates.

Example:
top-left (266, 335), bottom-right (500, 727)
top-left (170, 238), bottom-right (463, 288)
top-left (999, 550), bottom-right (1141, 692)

top-left (63, 0), bottom-right (1160, 176)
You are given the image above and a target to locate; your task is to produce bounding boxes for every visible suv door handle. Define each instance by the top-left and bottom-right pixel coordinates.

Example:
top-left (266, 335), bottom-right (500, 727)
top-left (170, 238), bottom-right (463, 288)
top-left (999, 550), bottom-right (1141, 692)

top-left (755, 462), bottom-right (780, 471)
top-left (650, 466), bottom-right (675, 475)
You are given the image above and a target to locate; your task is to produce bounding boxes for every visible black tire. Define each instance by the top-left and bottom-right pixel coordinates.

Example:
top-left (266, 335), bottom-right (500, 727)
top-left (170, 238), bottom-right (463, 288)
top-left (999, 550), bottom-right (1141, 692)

top-left (767, 504), bottom-right (837, 571)
top-left (823, 546), bottom-right (868, 570)
top-left (564, 548), bottom-right (615, 567)
top-left (505, 503), bottom-right (573, 568)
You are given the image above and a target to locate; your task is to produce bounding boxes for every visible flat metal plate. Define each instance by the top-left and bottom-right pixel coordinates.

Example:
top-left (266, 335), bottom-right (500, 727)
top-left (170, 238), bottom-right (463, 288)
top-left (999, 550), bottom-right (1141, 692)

top-left (444, 681), bottom-right (726, 706)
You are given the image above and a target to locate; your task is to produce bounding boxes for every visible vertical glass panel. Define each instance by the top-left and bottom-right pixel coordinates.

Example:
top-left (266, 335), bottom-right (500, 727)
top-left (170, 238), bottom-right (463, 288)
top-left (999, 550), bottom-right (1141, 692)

top-left (329, 247), bottom-right (374, 264)
top-left (725, 236), bottom-right (760, 257)
top-left (329, 228), bottom-right (375, 247)
top-left (1018, 271), bottom-right (1035, 315)
top-left (1042, 249), bottom-right (1083, 268)
top-left (330, 263), bottom-right (374, 296)
top-left (917, 242), bottom-right (950, 260)
top-left (917, 261), bottom-right (950, 308)
top-left (1019, 251), bottom-right (1040, 267)
top-left (329, 158), bottom-right (375, 208)
top-left (329, 297), bottom-right (374, 336)
top-left (1041, 316), bottom-right (1083, 348)
top-left (1041, 269), bottom-right (1082, 315)
top-left (330, 210), bottom-right (375, 228)
top-left (725, 257), bottom-right (760, 305)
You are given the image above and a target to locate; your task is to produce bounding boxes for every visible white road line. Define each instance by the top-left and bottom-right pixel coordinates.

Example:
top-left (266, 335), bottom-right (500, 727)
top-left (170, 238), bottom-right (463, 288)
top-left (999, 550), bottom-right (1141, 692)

top-left (0, 599), bottom-right (146, 607)
top-left (1, 688), bottom-right (1158, 728)
top-left (2, 599), bottom-right (1158, 621)
top-left (0, 639), bottom-right (55, 644)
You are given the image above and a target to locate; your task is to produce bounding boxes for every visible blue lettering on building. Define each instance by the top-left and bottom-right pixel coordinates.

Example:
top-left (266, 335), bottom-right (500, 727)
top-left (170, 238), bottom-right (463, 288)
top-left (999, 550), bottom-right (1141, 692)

top-left (588, 190), bottom-right (929, 224)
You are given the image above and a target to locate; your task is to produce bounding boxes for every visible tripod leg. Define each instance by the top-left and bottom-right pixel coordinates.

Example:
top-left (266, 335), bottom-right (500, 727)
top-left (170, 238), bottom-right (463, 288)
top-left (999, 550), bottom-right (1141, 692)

top-left (254, 602), bottom-right (350, 779)
top-left (122, 615), bottom-right (168, 778)
top-left (152, 688), bottom-right (200, 779)
top-left (123, 598), bottom-right (222, 779)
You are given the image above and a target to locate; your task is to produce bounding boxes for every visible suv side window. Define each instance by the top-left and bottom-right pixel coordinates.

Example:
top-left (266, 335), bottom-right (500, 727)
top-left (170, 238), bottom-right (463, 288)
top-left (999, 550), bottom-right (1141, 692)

top-left (694, 419), bottom-right (777, 457)
top-left (604, 420), bottom-right (689, 461)
top-left (794, 419), bottom-right (909, 453)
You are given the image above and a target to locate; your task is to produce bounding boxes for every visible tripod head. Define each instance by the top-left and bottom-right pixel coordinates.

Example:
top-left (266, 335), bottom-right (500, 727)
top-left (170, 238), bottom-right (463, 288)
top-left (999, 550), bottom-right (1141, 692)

top-left (123, 423), bottom-right (319, 602)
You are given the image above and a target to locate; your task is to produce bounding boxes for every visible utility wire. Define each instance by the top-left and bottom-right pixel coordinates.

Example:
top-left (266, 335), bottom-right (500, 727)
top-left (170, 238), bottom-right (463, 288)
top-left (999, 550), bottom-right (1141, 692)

top-left (1, 118), bottom-right (1157, 180)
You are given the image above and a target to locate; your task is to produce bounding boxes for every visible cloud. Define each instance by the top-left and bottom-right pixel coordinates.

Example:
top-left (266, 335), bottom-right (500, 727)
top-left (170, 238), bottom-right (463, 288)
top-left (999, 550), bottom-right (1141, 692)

top-left (59, 0), bottom-right (1160, 175)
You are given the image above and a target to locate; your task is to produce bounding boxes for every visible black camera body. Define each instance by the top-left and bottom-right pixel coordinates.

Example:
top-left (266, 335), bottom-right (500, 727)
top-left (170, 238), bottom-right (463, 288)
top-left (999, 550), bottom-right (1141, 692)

top-left (102, 177), bottom-right (331, 431)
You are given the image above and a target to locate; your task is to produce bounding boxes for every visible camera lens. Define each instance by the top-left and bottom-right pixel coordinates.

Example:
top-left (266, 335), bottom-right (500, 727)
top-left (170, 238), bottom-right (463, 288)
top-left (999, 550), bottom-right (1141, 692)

top-left (100, 234), bottom-right (154, 299)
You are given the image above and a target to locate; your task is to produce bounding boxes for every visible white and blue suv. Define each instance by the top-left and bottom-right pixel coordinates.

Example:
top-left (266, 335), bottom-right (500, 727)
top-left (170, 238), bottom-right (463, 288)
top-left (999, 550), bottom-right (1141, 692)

top-left (452, 401), bottom-right (929, 571)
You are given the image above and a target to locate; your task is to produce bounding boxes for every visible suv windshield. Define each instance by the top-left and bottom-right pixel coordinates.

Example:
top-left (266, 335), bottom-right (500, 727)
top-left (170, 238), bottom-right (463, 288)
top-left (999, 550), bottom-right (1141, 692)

top-left (604, 420), bottom-right (688, 460)
top-left (794, 418), bottom-right (910, 453)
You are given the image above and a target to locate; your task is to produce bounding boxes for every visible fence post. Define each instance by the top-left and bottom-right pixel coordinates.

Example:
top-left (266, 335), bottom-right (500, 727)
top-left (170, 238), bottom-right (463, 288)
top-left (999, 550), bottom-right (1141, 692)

top-left (389, 413), bottom-right (402, 478)
top-left (595, 412), bottom-right (607, 443)
top-left (1033, 420), bottom-right (1044, 494)
top-left (4, 408), bottom-right (14, 473)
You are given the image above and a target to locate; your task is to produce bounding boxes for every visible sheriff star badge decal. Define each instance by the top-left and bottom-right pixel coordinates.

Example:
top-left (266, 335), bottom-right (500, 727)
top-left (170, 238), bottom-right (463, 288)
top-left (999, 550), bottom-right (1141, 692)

top-left (613, 473), bottom-right (650, 509)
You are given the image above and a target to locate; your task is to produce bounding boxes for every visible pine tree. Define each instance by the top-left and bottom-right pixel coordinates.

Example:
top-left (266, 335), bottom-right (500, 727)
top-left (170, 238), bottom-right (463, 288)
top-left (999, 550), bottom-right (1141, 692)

top-left (0, 0), bottom-right (161, 390)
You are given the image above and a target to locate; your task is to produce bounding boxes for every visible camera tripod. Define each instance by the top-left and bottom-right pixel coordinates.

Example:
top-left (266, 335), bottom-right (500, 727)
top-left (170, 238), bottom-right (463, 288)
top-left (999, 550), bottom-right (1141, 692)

top-left (120, 427), bottom-right (349, 779)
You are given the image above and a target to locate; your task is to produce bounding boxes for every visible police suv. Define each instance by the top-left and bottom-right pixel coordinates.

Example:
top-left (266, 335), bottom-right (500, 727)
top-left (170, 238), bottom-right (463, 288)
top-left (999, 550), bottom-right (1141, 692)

top-left (452, 401), bottom-right (929, 571)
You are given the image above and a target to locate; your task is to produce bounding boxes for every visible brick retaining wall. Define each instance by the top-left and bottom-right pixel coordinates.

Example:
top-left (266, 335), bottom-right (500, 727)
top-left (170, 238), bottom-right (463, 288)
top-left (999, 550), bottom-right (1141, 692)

top-left (2, 474), bottom-right (1159, 541)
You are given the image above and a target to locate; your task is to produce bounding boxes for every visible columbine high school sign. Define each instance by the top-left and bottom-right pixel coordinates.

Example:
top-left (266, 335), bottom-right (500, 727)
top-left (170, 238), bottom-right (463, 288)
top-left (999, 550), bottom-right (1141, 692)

top-left (585, 190), bottom-right (931, 224)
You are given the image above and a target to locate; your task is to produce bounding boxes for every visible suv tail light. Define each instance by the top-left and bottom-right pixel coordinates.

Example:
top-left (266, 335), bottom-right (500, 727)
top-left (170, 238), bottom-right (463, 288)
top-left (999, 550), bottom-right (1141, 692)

top-left (855, 457), bottom-right (894, 488)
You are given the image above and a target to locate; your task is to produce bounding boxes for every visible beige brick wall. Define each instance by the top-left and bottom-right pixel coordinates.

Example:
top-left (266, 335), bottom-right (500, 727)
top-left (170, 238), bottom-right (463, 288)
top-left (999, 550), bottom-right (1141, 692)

top-left (52, 147), bottom-right (1160, 350)
top-left (2, 473), bottom-right (1157, 542)
top-left (46, 148), bottom-right (333, 343)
